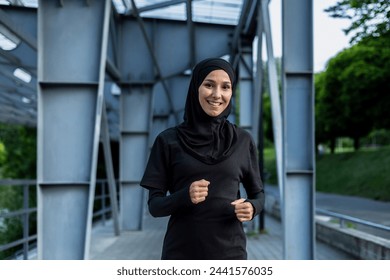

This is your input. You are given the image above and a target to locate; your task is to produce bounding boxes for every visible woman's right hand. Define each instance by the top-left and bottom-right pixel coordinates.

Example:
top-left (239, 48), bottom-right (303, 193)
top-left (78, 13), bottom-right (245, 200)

top-left (189, 179), bottom-right (210, 204)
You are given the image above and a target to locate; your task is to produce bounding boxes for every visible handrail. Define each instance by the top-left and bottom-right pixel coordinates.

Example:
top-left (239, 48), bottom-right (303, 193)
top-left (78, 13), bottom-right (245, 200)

top-left (0, 180), bottom-right (35, 260)
top-left (0, 179), bottom-right (116, 260)
top-left (316, 208), bottom-right (390, 232)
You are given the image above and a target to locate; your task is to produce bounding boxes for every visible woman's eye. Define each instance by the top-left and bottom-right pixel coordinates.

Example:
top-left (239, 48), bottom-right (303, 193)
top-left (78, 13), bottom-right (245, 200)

top-left (204, 83), bottom-right (213, 88)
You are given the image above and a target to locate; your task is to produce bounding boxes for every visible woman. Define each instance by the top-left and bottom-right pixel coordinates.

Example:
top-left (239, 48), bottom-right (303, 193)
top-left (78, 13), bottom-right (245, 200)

top-left (140, 58), bottom-right (264, 260)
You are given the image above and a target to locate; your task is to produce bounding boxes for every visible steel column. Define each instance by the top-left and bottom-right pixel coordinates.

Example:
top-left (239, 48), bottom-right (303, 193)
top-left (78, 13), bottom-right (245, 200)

top-left (101, 102), bottom-right (120, 237)
top-left (282, 0), bottom-right (315, 259)
top-left (238, 46), bottom-right (260, 232)
top-left (120, 85), bottom-right (153, 230)
top-left (261, 0), bottom-right (284, 201)
top-left (85, 0), bottom-right (112, 259)
top-left (255, 0), bottom-right (265, 232)
top-left (238, 47), bottom-right (254, 133)
top-left (37, 0), bottom-right (109, 259)
top-left (186, 0), bottom-right (196, 68)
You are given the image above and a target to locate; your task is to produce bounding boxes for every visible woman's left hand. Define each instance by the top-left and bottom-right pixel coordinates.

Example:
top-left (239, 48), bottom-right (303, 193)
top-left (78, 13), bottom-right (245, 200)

top-left (231, 198), bottom-right (254, 222)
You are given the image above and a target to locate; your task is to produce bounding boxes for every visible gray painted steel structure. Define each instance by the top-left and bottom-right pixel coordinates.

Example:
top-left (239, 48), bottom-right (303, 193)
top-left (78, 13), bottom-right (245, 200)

top-left (37, 0), bottom-right (110, 259)
top-left (1, 0), bottom-right (315, 259)
top-left (282, 0), bottom-right (315, 259)
top-left (120, 85), bottom-right (152, 230)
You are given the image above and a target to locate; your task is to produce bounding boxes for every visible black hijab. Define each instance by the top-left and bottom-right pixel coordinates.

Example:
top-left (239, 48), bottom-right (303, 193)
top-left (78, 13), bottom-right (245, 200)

top-left (176, 58), bottom-right (238, 164)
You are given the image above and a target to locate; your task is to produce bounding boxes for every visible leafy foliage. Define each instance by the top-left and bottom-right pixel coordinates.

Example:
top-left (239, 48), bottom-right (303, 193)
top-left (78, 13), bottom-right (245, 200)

top-left (325, 0), bottom-right (390, 43)
top-left (316, 34), bottom-right (390, 150)
top-left (0, 123), bottom-right (37, 179)
top-left (0, 123), bottom-right (37, 259)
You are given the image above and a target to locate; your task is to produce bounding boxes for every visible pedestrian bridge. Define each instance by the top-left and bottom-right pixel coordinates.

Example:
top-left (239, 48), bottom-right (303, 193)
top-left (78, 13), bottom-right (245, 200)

top-left (0, 1), bottom-right (389, 261)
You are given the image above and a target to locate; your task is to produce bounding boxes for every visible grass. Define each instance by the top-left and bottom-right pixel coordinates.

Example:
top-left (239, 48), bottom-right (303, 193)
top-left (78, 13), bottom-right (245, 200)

top-left (263, 148), bottom-right (277, 185)
top-left (263, 146), bottom-right (390, 202)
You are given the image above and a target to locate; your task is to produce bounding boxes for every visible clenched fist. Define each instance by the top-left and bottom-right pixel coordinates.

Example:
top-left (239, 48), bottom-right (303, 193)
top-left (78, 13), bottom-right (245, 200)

top-left (189, 179), bottom-right (210, 204)
top-left (231, 198), bottom-right (254, 222)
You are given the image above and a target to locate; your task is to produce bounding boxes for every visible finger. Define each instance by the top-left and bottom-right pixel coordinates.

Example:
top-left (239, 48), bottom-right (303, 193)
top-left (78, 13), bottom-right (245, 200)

top-left (234, 202), bottom-right (252, 211)
top-left (235, 210), bottom-right (252, 218)
top-left (235, 211), bottom-right (252, 221)
top-left (191, 196), bottom-right (206, 204)
top-left (231, 198), bottom-right (246, 205)
top-left (189, 187), bottom-right (207, 197)
top-left (238, 216), bottom-right (251, 222)
top-left (190, 180), bottom-right (210, 190)
top-left (235, 202), bottom-right (253, 212)
top-left (198, 179), bottom-right (210, 187)
top-left (192, 191), bottom-right (208, 199)
top-left (190, 187), bottom-right (208, 195)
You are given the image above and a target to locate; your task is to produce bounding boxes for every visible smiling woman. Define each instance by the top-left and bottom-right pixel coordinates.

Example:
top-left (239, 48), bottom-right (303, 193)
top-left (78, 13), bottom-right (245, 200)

top-left (140, 58), bottom-right (264, 260)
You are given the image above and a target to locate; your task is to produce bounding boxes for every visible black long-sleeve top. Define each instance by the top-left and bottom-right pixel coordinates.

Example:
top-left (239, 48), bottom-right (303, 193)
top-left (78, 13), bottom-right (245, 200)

top-left (140, 127), bottom-right (264, 260)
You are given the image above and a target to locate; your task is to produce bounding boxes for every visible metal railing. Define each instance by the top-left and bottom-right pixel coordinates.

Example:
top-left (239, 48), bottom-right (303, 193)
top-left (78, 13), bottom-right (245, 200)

top-left (0, 179), bottom-right (37, 260)
top-left (316, 208), bottom-right (390, 233)
top-left (0, 179), bottom-right (115, 260)
top-left (92, 179), bottom-right (120, 225)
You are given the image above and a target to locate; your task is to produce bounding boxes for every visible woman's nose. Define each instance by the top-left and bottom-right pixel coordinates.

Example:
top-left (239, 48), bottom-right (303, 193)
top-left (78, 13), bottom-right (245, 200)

top-left (211, 87), bottom-right (222, 98)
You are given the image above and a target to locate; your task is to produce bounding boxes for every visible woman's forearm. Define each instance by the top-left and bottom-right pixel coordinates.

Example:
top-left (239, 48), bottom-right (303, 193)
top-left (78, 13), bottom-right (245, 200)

top-left (147, 187), bottom-right (192, 217)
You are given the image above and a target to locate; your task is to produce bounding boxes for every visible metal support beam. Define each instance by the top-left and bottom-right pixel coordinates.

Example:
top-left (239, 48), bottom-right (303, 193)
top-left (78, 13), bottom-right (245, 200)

top-left (238, 47), bottom-right (254, 133)
top-left (230, 0), bottom-right (258, 69)
top-left (37, 0), bottom-right (110, 259)
top-left (186, 0), bottom-right (196, 68)
top-left (0, 8), bottom-right (37, 51)
top-left (85, 0), bottom-right (112, 260)
top-left (130, 0), bottom-right (186, 14)
top-left (282, 0), bottom-right (315, 259)
top-left (255, 0), bottom-right (265, 232)
top-left (101, 102), bottom-right (120, 236)
top-left (129, 0), bottom-right (179, 123)
top-left (261, 0), bottom-right (283, 202)
top-left (238, 45), bottom-right (261, 232)
top-left (120, 85), bottom-right (153, 230)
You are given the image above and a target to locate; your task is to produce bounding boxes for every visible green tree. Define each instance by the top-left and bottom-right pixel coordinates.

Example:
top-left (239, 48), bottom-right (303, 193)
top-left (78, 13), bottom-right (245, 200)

top-left (359, 32), bottom-right (390, 129)
top-left (318, 34), bottom-right (390, 150)
top-left (325, 0), bottom-right (390, 43)
top-left (0, 124), bottom-right (36, 179)
top-left (315, 70), bottom-right (346, 153)
top-left (0, 142), bottom-right (5, 176)
top-left (0, 123), bottom-right (37, 259)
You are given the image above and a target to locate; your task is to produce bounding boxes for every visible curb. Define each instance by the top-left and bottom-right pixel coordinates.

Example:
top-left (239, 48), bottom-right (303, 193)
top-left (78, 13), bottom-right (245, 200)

top-left (264, 193), bottom-right (390, 260)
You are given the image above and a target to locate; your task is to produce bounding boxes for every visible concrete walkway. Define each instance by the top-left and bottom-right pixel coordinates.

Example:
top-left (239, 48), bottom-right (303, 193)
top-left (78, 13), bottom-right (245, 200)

top-left (90, 212), bottom-right (354, 260)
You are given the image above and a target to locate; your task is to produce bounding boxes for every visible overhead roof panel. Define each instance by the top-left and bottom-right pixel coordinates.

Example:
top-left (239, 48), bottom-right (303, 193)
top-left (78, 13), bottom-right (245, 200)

top-left (122, 0), bottom-right (243, 25)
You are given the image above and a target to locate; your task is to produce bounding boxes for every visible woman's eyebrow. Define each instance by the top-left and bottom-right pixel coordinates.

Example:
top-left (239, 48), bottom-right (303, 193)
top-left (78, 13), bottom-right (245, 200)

top-left (203, 79), bottom-right (231, 84)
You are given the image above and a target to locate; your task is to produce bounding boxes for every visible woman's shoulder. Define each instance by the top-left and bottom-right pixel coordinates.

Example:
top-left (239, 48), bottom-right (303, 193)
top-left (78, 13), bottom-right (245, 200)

top-left (154, 127), bottom-right (179, 144)
top-left (235, 126), bottom-right (255, 142)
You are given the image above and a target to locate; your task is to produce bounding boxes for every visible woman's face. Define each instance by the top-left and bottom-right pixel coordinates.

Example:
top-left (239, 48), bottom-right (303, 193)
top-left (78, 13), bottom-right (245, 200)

top-left (198, 69), bottom-right (232, 117)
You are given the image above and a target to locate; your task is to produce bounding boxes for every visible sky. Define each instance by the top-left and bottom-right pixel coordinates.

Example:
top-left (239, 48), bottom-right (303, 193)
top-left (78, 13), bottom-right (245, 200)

top-left (268, 0), bottom-right (352, 72)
